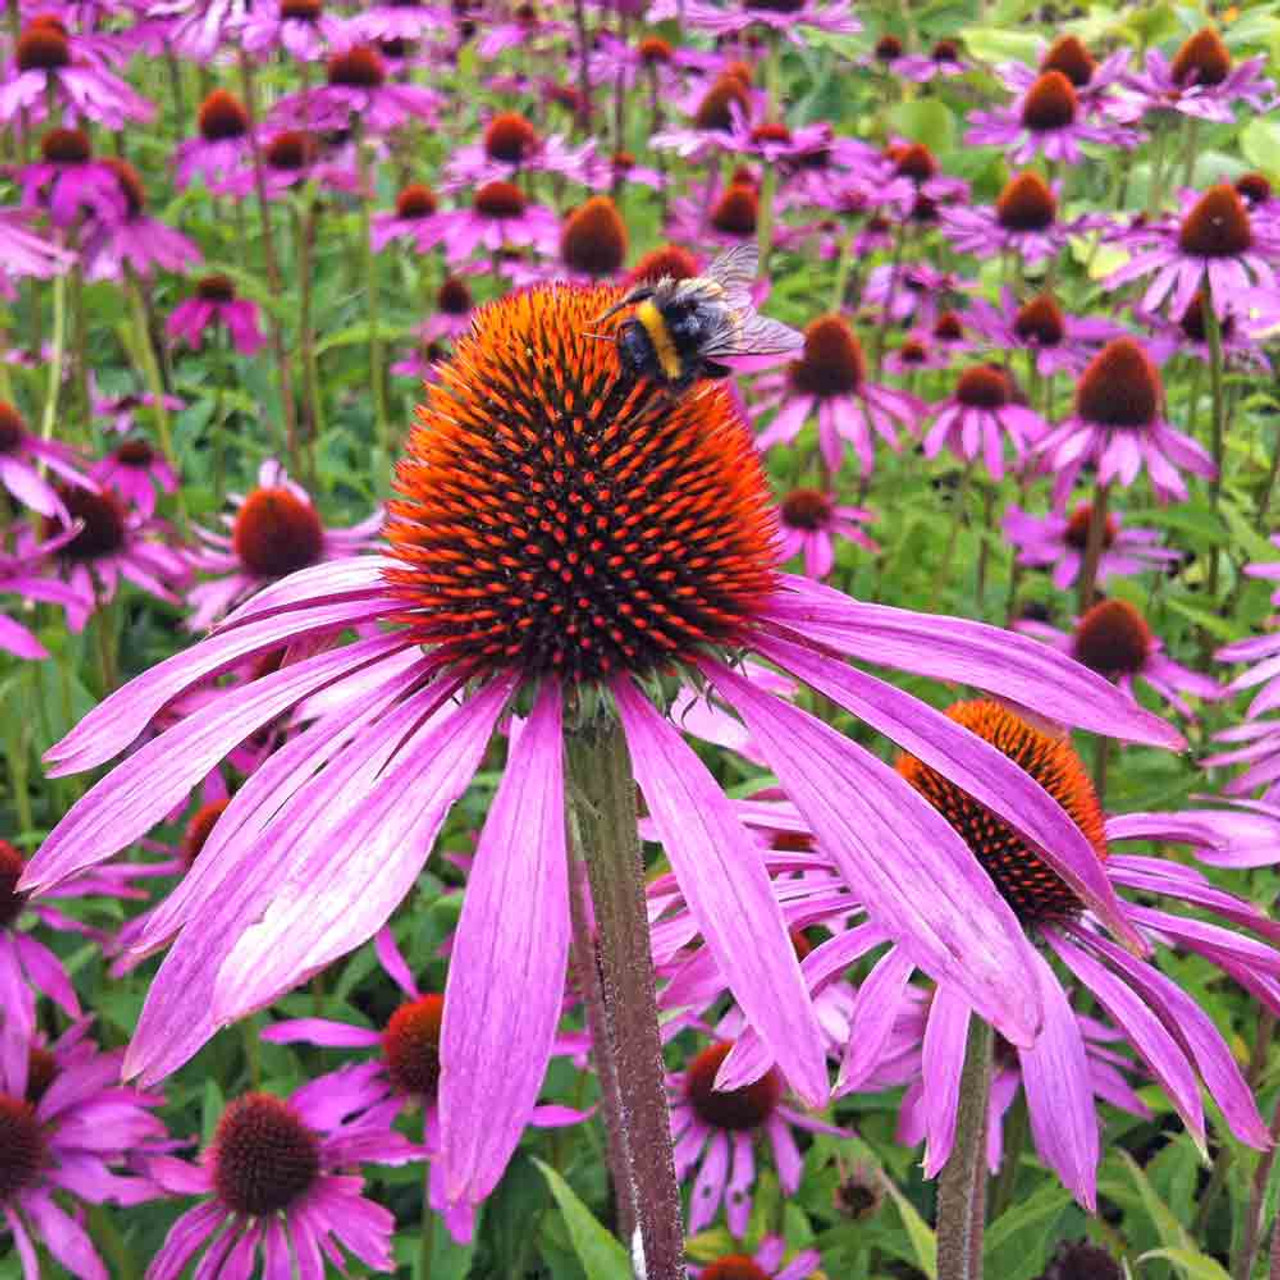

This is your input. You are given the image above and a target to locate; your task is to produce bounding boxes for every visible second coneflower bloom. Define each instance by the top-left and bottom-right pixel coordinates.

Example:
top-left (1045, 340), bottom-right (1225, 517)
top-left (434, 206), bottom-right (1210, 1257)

top-left (26, 282), bottom-right (1180, 1231)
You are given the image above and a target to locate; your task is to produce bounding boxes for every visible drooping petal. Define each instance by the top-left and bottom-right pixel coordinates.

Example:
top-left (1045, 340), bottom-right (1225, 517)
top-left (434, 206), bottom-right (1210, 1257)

top-left (613, 678), bottom-right (829, 1104)
top-left (920, 986), bottom-right (969, 1178)
top-left (705, 658), bottom-right (1043, 1048)
top-left (440, 683), bottom-right (570, 1209)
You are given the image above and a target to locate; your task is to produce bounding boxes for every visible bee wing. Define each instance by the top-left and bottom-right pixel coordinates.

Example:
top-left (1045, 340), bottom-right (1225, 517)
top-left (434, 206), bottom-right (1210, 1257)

top-left (700, 308), bottom-right (805, 359)
top-left (703, 243), bottom-right (761, 308)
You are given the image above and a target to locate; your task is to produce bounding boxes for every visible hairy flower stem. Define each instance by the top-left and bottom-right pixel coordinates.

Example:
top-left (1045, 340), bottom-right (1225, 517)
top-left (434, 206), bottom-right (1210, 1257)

top-left (1230, 1011), bottom-right (1278, 1279)
top-left (936, 1017), bottom-right (994, 1280)
top-left (237, 51), bottom-right (300, 476)
top-left (1075, 480), bottom-right (1109, 614)
top-left (1203, 277), bottom-right (1228, 599)
top-left (566, 715), bottom-right (685, 1280)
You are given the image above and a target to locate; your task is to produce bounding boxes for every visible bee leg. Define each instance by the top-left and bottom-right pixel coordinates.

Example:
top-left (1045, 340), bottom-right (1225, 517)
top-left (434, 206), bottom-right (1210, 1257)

top-left (701, 360), bottom-right (732, 379)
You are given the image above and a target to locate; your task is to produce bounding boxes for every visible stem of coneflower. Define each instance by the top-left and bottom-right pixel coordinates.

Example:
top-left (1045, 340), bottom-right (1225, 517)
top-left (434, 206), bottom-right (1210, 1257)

top-left (830, 230), bottom-right (853, 312)
top-left (1203, 277), bottom-right (1228, 598)
top-left (566, 713), bottom-right (685, 1280)
top-left (1075, 480), bottom-right (1109, 614)
top-left (356, 137), bottom-right (391, 465)
top-left (873, 225), bottom-right (908, 378)
top-left (936, 1017), bottom-right (994, 1280)
top-left (647, 68), bottom-right (668, 222)
top-left (1092, 735), bottom-right (1110, 807)
top-left (974, 482), bottom-right (994, 614)
top-left (987, 1095), bottom-right (1027, 1219)
top-left (928, 459), bottom-right (973, 611)
top-left (237, 51), bottom-right (300, 476)
top-left (38, 268), bottom-right (67, 449)
top-left (295, 181), bottom-right (324, 481)
top-left (1181, 117), bottom-right (1201, 188)
top-left (1228, 1010), bottom-right (1278, 1279)
top-left (571, 0), bottom-right (593, 131)
top-left (1258, 423), bottom-right (1280, 528)
top-left (419, 1170), bottom-right (436, 1280)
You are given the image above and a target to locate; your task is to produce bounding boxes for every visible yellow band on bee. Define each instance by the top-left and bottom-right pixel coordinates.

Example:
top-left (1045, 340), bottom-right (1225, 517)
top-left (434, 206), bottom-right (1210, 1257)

top-left (636, 300), bottom-right (683, 382)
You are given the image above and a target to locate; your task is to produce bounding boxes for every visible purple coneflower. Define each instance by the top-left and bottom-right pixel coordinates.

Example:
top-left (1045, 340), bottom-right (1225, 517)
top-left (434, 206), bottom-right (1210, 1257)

top-left (167, 275), bottom-right (266, 356)
top-left (650, 72), bottom-right (761, 163)
top-left (184, 459), bottom-right (382, 629)
top-left (79, 160), bottom-right (201, 282)
top-left (667, 178), bottom-right (766, 249)
top-left (1123, 26), bottom-right (1272, 123)
top-left (93, 389), bottom-right (185, 435)
top-left (0, 1019), bottom-right (166, 1277)
top-left (691, 1237), bottom-right (821, 1280)
top-left (1036, 336), bottom-right (1215, 505)
top-left (776, 488), bottom-right (877, 579)
top-left (923, 364), bottom-right (1047, 481)
top-left (421, 180), bottom-right (561, 262)
top-left (998, 34), bottom-right (1131, 117)
top-left (219, 128), bottom-right (361, 201)
top-left (966, 69), bottom-right (1137, 163)
top-left (753, 313), bottom-right (923, 474)
top-left (896, 38), bottom-right (969, 83)
top-left (1106, 183), bottom-right (1280, 322)
top-left (24, 283), bottom-right (1179, 1232)
top-left (475, 4), bottom-right (570, 58)
top-left (261, 926), bottom-right (588, 1242)
top-left (670, 1038), bottom-right (848, 1236)
top-left (241, 0), bottom-right (352, 57)
top-left (144, 1081), bottom-right (421, 1277)
top-left (134, 0), bottom-right (251, 61)
top-left (940, 170), bottom-right (1094, 265)
top-left (0, 400), bottom-right (92, 522)
top-left (271, 45), bottom-right (443, 132)
top-left (883, 333), bottom-right (950, 376)
top-left (416, 275), bottom-right (476, 343)
top-left (684, 0), bottom-right (858, 41)
top-left (19, 127), bottom-right (126, 227)
top-left (0, 210), bottom-right (71, 293)
top-left (871, 140), bottom-right (969, 219)
top-left (91, 438), bottom-right (179, 520)
top-left (0, 528), bottom-right (92, 659)
top-left (1003, 502), bottom-right (1178, 591)
top-left (371, 182), bottom-right (441, 252)
top-left (443, 110), bottom-right (594, 188)
top-left (1019, 597), bottom-right (1221, 718)
top-left (862, 262), bottom-right (968, 329)
top-left (1142, 289), bottom-right (1270, 371)
top-left (0, 18), bottom-right (154, 128)
top-left (172, 89), bottom-right (256, 191)
top-left (968, 288), bottom-right (1118, 377)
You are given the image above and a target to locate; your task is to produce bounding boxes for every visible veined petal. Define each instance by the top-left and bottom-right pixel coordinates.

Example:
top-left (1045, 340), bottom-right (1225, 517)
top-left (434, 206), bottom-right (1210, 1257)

top-left (441, 683), bottom-right (570, 1208)
top-left (752, 630), bottom-right (1146, 954)
top-left (921, 986), bottom-right (969, 1178)
top-left (838, 945), bottom-right (916, 1094)
top-left (705, 659), bottom-right (1043, 1048)
top-left (762, 575), bottom-right (1184, 749)
top-left (613, 678), bottom-right (829, 1105)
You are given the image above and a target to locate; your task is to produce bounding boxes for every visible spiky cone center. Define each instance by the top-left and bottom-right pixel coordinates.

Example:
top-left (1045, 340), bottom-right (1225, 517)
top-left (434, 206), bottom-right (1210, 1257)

top-left (932, 38), bottom-right (960, 61)
top-left (197, 274), bottom-right (236, 303)
top-left (750, 122), bottom-right (792, 145)
top-left (104, 160), bottom-right (146, 217)
top-left (561, 196), bottom-right (628, 277)
top-left (1013, 293), bottom-right (1066, 347)
top-left (955, 365), bottom-right (1010, 409)
top-left (996, 171), bottom-right (1057, 232)
top-left (685, 1041), bottom-right (781, 1131)
top-left (0, 1096), bottom-right (46, 1198)
top-left (1072, 598), bottom-right (1152, 677)
top-left (874, 34), bottom-right (904, 61)
top-left (1021, 70), bottom-right (1078, 131)
top-left (1041, 34), bottom-right (1096, 86)
top-left (47, 487), bottom-right (127, 560)
top-left (695, 75), bottom-right (750, 132)
top-left (281, 0), bottom-right (323, 20)
top-left (115, 437), bottom-right (156, 468)
top-left (1179, 290), bottom-right (1234, 342)
top-left (26, 1049), bottom-right (57, 1105)
top-left (383, 283), bottom-right (778, 682)
top-left (711, 183), bottom-right (759, 237)
top-left (382, 994), bottom-right (444, 1097)
top-left (17, 23), bottom-right (70, 70)
top-left (41, 127), bottom-right (91, 165)
top-left (437, 275), bottom-right (473, 315)
top-left (232, 487), bottom-right (325, 579)
top-left (702, 1259), bottom-right (770, 1280)
top-left (182, 799), bottom-right (230, 869)
top-left (639, 35), bottom-right (673, 63)
top-left (933, 311), bottom-right (965, 342)
top-left (612, 151), bottom-right (636, 175)
top-left (266, 131), bottom-right (319, 171)
top-left (1237, 172), bottom-right (1272, 207)
top-left (898, 700), bottom-right (1106, 926)
top-left (328, 45), bottom-right (385, 88)
top-left (1075, 338), bottom-right (1161, 429)
top-left (1064, 503), bottom-right (1117, 551)
top-left (0, 840), bottom-right (27, 930)
top-left (1178, 184), bottom-right (1253, 258)
top-left (891, 141), bottom-right (936, 182)
top-left (781, 488), bottom-right (833, 530)
top-left (897, 338), bottom-right (929, 365)
top-left (473, 180), bottom-right (526, 220)
top-left (395, 183), bottom-right (437, 220)
top-left (626, 245), bottom-right (700, 287)
top-left (198, 90), bottom-right (249, 142)
top-left (1171, 27), bottom-right (1231, 87)
top-left (0, 403), bottom-right (26, 453)
top-left (483, 112), bottom-right (538, 163)
top-left (212, 1094), bottom-right (321, 1217)
top-left (788, 315), bottom-right (865, 397)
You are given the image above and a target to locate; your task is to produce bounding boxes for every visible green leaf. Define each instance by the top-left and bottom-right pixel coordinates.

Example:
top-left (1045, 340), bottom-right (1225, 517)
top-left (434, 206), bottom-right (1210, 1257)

top-left (984, 1183), bottom-right (1074, 1277)
top-left (880, 1173), bottom-right (937, 1279)
top-left (1137, 1248), bottom-right (1231, 1280)
top-left (1164, 598), bottom-right (1238, 642)
top-left (887, 100), bottom-right (957, 157)
top-left (533, 1159), bottom-right (632, 1280)
top-left (1242, 119), bottom-right (1280, 182)
top-left (958, 26), bottom-right (1044, 64)
top-left (1107, 1150), bottom-right (1195, 1251)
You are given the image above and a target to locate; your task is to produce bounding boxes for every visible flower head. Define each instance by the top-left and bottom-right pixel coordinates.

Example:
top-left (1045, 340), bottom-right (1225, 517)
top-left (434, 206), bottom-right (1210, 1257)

top-left (0, 400), bottom-right (93, 522)
top-left (1125, 27), bottom-right (1272, 122)
top-left (91, 437), bottom-right (179, 520)
top-left (20, 126), bottom-right (128, 227)
top-left (776, 488), bottom-right (877, 579)
top-left (167, 274), bottom-right (266, 355)
top-left (923, 364), bottom-right (1047, 480)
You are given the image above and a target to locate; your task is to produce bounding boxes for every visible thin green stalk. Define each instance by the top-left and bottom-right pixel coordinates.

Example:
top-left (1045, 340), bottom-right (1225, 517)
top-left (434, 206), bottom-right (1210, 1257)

top-left (1203, 277), bottom-right (1227, 599)
top-left (1075, 480), bottom-right (1110, 615)
top-left (936, 1017), bottom-right (994, 1280)
top-left (830, 231), bottom-right (853, 312)
top-left (356, 139), bottom-right (391, 464)
top-left (1229, 1010), bottom-right (1277, 1279)
top-left (39, 268), bottom-right (67, 449)
top-left (418, 1169), bottom-right (436, 1280)
top-left (987, 1096), bottom-right (1027, 1220)
top-left (928, 461), bottom-right (973, 611)
top-left (566, 713), bottom-right (685, 1279)
top-left (1182, 116), bottom-right (1201, 188)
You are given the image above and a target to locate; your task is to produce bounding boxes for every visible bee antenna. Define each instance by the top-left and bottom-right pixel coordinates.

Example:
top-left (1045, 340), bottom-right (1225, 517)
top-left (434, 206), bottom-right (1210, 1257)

top-left (581, 330), bottom-right (614, 342)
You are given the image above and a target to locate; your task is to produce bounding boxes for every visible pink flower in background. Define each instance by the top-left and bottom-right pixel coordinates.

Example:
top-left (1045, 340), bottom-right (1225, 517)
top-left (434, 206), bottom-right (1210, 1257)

top-left (776, 489), bottom-right (877, 579)
top-left (0, 528), bottom-right (93, 659)
top-left (418, 181), bottom-right (561, 262)
top-left (172, 89), bottom-right (256, 191)
top-left (370, 182), bottom-right (442, 253)
top-left (0, 211), bottom-right (72, 295)
top-left (923, 365), bottom-right (1047, 481)
top-left (144, 1080), bottom-right (421, 1278)
top-left (91, 439), bottom-right (179, 520)
top-left (167, 275), bottom-right (266, 356)
top-left (19, 127), bottom-right (127, 227)
top-left (967, 288), bottom-right (1119, 377)
top-left (0, 401), bottom-right (93, 523)
top-left (79, 160), bottom-right (201, 282)
top-left (443, 111), bottom-right (594, 188)
top-left (1123, 27), bottom-right (1272, 123)
top-left (241, 0), bottom-right (351, 59)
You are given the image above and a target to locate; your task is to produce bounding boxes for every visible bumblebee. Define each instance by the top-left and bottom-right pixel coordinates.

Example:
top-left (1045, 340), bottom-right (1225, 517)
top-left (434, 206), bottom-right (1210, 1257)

top-left (590, 243), bottom-right (802, 392)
